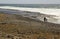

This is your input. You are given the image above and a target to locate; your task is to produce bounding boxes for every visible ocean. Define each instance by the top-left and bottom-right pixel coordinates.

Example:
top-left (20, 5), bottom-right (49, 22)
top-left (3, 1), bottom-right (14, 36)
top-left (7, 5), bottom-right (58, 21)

top-left (0, 4), bottom-right (60, 8)
top-left (0, 4), bottom-right (60, 24)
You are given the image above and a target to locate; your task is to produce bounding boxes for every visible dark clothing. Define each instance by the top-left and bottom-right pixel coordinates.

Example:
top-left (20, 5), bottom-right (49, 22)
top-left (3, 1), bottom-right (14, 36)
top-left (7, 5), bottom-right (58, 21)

top-left (44, 17), bottom-right (47, 22)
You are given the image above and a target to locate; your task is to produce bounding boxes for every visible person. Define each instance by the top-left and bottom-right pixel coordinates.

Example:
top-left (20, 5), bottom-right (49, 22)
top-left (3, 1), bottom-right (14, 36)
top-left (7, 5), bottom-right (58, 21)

top-left (44, 17), bottom-right (47, 22)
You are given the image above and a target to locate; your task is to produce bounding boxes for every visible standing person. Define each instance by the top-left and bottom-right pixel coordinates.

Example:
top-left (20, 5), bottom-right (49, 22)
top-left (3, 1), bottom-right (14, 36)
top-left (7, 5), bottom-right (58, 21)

top-left (44, 17), bottom-right (47, 22)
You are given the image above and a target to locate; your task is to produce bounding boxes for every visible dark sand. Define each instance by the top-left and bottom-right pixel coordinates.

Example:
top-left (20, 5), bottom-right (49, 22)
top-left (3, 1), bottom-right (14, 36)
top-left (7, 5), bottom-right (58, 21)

top-left (0, 9), bottom-right (60, 39)
top-left (0, 13), bottom-right (60, 39)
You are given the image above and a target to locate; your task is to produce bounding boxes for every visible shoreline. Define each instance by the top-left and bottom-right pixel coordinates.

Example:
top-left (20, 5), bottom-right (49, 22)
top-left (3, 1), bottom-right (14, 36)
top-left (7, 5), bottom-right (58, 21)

top-left (0, 8), bottom-right (60, 24)
top-left (0, 12), bottom-right (60, 39)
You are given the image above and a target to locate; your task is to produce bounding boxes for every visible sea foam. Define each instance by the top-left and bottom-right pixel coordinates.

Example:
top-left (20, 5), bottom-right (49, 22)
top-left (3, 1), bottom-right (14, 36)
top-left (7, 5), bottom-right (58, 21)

top-left (0, 6), bottom-right (60, 16)
top-left (0, 6), bottom-right (60, 24)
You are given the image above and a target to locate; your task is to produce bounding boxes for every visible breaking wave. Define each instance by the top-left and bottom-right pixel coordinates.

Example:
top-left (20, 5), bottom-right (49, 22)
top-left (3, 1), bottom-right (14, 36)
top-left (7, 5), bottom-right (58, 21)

top-left (0, 6), bottom-right (60, 24)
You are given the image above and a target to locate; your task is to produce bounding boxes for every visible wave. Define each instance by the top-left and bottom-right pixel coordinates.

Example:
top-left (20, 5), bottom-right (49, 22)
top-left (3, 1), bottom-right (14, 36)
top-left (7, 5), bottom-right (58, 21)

top-left (0, 6), bottom-right (60, 24)
top-left (0, 6), bottom-right (60, 17)
top-left (0, 6), bottom-right (60, 16)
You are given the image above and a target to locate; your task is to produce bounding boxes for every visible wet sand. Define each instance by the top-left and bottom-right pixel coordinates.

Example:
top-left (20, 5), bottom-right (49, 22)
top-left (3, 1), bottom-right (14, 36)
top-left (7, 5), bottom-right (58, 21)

top-left (0, 8), bottom-right (59, 24)
top-left (0, 8), bottom-right (60, 39)
top-left (0, 13), bottom-right (60, 39)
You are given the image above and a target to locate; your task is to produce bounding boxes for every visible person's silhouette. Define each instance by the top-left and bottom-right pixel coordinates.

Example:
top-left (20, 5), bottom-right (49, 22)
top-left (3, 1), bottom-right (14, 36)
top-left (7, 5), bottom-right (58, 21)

top-left (44, 17), bottom-right (47, 22)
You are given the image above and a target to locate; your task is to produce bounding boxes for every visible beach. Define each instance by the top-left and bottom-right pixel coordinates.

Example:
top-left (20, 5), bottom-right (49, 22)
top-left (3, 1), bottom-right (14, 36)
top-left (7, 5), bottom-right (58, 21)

top-left (0, 6), bottom-right (60, 39)
top-left (0, 6), bottom-right (60, 24)
top-left (0, 13), bottom-right (60, 39)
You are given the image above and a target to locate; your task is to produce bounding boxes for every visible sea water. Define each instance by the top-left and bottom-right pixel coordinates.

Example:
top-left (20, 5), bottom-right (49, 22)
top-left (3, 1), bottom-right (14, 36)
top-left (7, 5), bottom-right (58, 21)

top-left (0, 4), bottom-right (60, 24)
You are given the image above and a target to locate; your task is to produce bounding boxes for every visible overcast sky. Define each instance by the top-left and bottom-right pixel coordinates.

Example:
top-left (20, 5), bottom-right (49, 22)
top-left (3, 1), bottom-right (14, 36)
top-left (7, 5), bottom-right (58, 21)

top-left (0, 0), bottom-right (60, 4)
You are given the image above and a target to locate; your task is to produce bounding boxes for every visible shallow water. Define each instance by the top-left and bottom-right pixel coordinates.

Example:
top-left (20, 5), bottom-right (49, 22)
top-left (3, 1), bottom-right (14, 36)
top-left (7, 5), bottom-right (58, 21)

top-left (0, 6), bottom-right (60, 24)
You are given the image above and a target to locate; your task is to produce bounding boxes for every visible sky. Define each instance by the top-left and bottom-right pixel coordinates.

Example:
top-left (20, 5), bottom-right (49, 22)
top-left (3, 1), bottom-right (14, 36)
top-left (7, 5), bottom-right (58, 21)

top-left (0, 0), bottom-right (60, 4)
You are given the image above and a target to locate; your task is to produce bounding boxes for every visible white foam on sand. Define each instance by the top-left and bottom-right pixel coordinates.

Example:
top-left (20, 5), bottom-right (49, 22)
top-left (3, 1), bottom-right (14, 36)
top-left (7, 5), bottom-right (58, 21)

top-left (0, 6), bottom-right (60, 24)
top-left (0, 6), bottom-right (60, 16)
